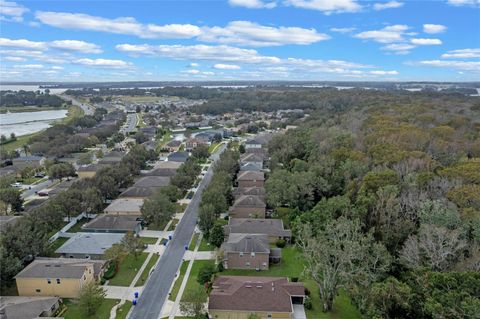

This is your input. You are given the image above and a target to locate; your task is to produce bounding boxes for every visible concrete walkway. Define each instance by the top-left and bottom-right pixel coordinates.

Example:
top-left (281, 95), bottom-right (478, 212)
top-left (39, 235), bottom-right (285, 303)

top-left (293, 304), bottom-right (307, 319)
top-left (168, 232), bottom-right (203, 319)
top-left (183, 250), bottom-right (215, 260)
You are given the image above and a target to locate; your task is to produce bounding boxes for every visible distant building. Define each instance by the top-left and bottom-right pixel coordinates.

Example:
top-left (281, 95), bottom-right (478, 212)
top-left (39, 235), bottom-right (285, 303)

top-left (165, 140), bottom-right (182, 152)
top-left (55, 233), bottom-right (124, 259)
top-left (208, 276), bottom-right (305, 319)
top-left (185, 138), bottom-right (206, 151)
top-left (245, 139), bottom-right (262, 149)
top-left (167, 151), bottom-right (190, 163)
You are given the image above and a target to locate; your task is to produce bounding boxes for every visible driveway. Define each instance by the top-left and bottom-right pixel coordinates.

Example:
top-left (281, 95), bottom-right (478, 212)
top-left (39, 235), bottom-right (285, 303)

top-left (293, 304), bottom-right (307, 319)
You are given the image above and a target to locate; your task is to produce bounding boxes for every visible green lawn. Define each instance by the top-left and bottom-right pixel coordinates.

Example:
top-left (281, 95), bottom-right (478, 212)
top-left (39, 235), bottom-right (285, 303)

top-left (146, 220), bottom-right (169, 231)
top-left (168, 218), bottom-right (179, 231)
top-left (66, 218), bottom-right (90, 233)
top-left (116, 301), bottom-right (132, 319)
top-left (188, 233), bottom-right (200, 250)
top-left (169, 261), bottom-right (188, 301)
top-left (181, 260), bottom-right (215, 302)
top-left (108, 253), bottom-right (148, 286)
top-left (208, 142), bottom-right (220, 154)
top-left (49, 236), bottom-right (69, 252)
top-left (221, 247), bottom-right (361, 319)
top-left (135, 254), bottom-right (160, 287)
top-left (21, 177), bottom-right (44, 185)
top-left (63, 298), bottom-right (118, 319)
top-left (139, 237), bottom-right (158, 245)
top-left (189, 234), bottom-right (213, 251)
top-left (0, 132), bottom-right (38, 152)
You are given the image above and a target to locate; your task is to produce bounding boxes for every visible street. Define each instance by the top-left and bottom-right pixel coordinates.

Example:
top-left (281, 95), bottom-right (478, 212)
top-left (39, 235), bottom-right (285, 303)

top-left (57, 94), bottom-right (94, 115)
top-left (20, 180), bottom-right (53, 199)
top-left (129, 143), bottom-right (226, 319)
top-left (121, 113), bottom-right (137, 134)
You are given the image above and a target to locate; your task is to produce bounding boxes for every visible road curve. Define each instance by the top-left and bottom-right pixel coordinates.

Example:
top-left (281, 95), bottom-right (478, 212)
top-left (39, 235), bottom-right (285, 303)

top-left (129, 143), bottom-right (227, 319)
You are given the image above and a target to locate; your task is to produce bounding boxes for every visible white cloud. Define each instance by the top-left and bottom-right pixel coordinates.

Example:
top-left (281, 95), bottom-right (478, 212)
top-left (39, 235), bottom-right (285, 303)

top-left (189, 63), bottom-right (199, 67)
top-left (2, 56), bottom-right (26, 62)
top-left (423, 24), bottom-right (447, 34)
top-left (13, 64), bottom-right (44, 69)
top-left (51, 66), bottom-right (64, 70)
top-left (373, 1), bottom-right (404, 10)
top-left (116, 44), bottom-right (281, 64)
top-left (0, 1), bottom-right (28, 20)
top-left (381, 43), bottom-right (416, 55)
top-left (73, 58), bottom-right (131, 68)
top-left (228, 0), bottom-right (277, 8)
top-left (49, 40), bottom-right (102, 53)
top-left (410, 38), bottom-right (442, 45)
top-left (369, 70), bottom-right (399, 75)
top-left (354, 25), bottom-right (409, 43)
top-left (213, 63), bottom-right (241, 70)
top-left (441, 48), bottom-right (480, 59)
top-left (330, 27), bottom-right (355, 33)
top-left (446, 0), bottom-right (479, 7)
top-left (181, 69), bottom-right (215, 76)
top-left (0, 37), bottom-right (47, 50)
top-left (199, 21), bottom-right (329, 47)
top-left (285, 0), bottom-right (362, 14)
top-left (35, 11), bottom-right (201, 39)
top-left (417, 59), bottom-right (480, 71)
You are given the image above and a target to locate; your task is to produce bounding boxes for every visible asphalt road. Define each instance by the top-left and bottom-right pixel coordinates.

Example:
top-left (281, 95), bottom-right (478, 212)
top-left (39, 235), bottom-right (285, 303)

top-left (121, 113), bottom-right (137, 134)
top-left (130, 143), bottom-right (227, 319)
top-left (20, 180), bottom-right (53, 199)
top-left (57, 94), bottom-right (94, 115)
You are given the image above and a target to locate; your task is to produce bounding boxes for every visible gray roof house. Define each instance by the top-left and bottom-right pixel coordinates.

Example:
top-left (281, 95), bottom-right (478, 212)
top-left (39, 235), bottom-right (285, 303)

top-left (82, 214), bottom-right (142, 234)
top-left (167, 151), bottom-right (190, 163)
top-left (55, 233), bottom-right (124, 259)
top-left (239, 162), bottom-right (262, 172)
top-left (224, 218), bottom-right (291, 242)
top-left (0, 296), bottom-right (61, 319)
top-left (104, 198), bottom-right (144, 215)
top-left (221, 234), bottom-right (275, 270)
top-left (232, 187), bottom-right (266, 199)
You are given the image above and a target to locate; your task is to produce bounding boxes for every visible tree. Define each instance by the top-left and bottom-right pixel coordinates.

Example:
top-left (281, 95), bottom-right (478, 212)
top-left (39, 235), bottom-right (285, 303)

top-left (134, 131), bottom-right (148, 144)
top-left (77, 152), bottom-right (92, 165)
top-left (364, 277), bottom-right (412, 319)
top-left (0, 248), bottom-right (22, 291)
top-left (198, 203), bottom-right (216, 238)
top-left (179, 287), bottom-right (207, 319)
top-left (141, 192), bottom-right (175, 227)
top-left (208, 224), bottom-right (225, 248)
top-left (121, 231), bottom-right (143, 259)
top-left (48, 163), bottom-right (75, 180)
top-left (197, 263), bottom-right (217, 285)
top-left (78, 282), bottom-right (106, 316)
top-left (104, 243), bottom-right (125, 263)
top-left (0, 188), bottom-right (23, 213)
top-left (297, 217), bottom-right (391, 312)
top-left (192, 144), bottom-right (209, 160)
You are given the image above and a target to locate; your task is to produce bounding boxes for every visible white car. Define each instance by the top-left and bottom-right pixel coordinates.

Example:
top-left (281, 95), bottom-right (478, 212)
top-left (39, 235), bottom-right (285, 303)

top-left (11, 182), bottom-right (22, 188)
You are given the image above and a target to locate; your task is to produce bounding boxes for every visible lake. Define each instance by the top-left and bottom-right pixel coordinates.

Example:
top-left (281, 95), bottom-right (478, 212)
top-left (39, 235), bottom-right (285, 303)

top-left (0, 84), bottom-right (67, 94)
top-left (0, 109), bottom-right (68, 137)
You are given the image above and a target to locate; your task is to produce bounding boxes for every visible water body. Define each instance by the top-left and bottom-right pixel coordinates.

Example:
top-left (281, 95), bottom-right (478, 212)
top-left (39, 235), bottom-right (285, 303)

top-left (0, 84), bottom-right (67, 94)
top-left (0, 109), bottom-right (68, 137)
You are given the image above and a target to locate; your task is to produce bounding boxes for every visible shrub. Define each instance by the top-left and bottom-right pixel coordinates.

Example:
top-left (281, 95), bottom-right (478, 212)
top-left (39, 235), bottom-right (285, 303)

top-left (197, 263), bottom-right (217, 285)
top-left (217, 262), bottom-right (224, 272)
top-left (276, 239), bottom-right (286, 248)
top-left (291, 277), bottom-right (298, 282)
top-left (102, 261), bottom-right (117, 280)
top-left (304, 296), bottom-right (312, 310)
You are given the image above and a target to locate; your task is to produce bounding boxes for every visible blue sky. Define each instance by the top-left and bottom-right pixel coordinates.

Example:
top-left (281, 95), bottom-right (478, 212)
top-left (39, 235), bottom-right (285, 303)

top-left (0, 0), bottom-right (479, 82)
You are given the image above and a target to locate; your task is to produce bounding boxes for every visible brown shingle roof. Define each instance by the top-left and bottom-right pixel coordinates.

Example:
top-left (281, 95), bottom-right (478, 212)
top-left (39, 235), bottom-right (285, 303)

top-left (225, 218), bottom-right (291, 238)
top-left (208, 276), bottom-right (305, 313)
top-left (231, 195), bottom-right (266, 208)
top-left (222, 233), bottom-right (270, 254)
top-left (233, 187), bottom-right (266, 198)
top-left (237, 171), bottom-right (265, 182)
top-left (240, 153), bottom-right (264, 163)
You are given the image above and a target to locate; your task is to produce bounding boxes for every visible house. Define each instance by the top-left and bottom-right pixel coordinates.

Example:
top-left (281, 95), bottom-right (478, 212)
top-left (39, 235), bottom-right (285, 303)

top-left (98, 150), bottom-right (125, 165)
top-left (119, 176), bottom-right (170, 199)
top-left (77, 163), bottom-right (109, 178)
top-left (245, 138), bottom-right (262, 149)
top-left (221, 234), bottom-right (271, 270)
top-left (185, 138), bottom-right (206, 151)
top-left (32, 257), bottom-right (107, 281)
top-left (239, 162), bottom-right (262, 172)
top-left (229, 195), bottom-right (266, 218)
top-left (232, 187), bottom-right (266, 200)
top-left (165, 140), bottom-right (182, 152)
top-left (224, 218), bottom-right (291, 243)
top-left (237, 171), bottom-right (265, 188)
top-left (11, 156), bottom-right (43, 168)
top-left (55, 233), bottom-right (124, 259)
top-left (82, 214), bottom-right (143, 234)
top-left (208, 276), bottom-right (305, 319)
top-left (142, 167), bottom-right (177, 177)
top-left (104, 198), bottom-right (144, 215)
top-left (0, 296), bottom-right (61, 319)
top-left (154, 161), bottom-right (183, 170)
top-left (240, 153), bottom-right (264, 168)
top-left (167, 151), bottom-right (190, 163)
top-left (15, 258), bottom-right (103, 298)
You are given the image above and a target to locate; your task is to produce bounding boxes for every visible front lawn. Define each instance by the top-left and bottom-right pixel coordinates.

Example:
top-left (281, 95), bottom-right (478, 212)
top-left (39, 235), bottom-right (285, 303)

top-left (139, 237), bottom-right (157, 245)
top-left (181, 260), bottom-right (215, 302)
top-left (108, 253), bottom-right (148, 286)
top-left (62, 298), bottom-right (118, 319)
top-left (135, 254), bottom-right (160, 287)
top-left (66, 218), bottom-right (90, 233)
top-left (168, 218), bottom-right (179, 231)
top-left (116, 301), bottom-right (132, 319)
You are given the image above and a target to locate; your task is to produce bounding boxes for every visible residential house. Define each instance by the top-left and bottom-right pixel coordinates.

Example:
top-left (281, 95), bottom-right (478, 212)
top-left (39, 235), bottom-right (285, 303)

top-left (245, 138), bottom-right (262, 150)
top-left (15, 259), bottom-right (99, 298)
top-left (232, 187), bottom-right (266, 200)
top-left (237, 171), bottom-right (265, 188)
top-left (104, 198), bottom-right (144, 215)
top-left (224, 218), bottom-right (291, 243)
top-left (165, 140), bottom-right (182, 152)
top-left (221, 234), bottom-right (271, 270)
top-left (185, 138), bottom-right (206, 151)
top-left (240, 153), bottom-right (264, 168)
top-left (77, 163), bottom-right (109, 178)
top-left (154, 161), bottom-right (183, 170)
top-left (229, 195), bottom-right (266, 218)
top-left (168, 151), bottom-right (190, 163)
top-left (82, 214), bottom-right (143, 234)
top-left (0, 296), bottom-right (61, 319)
top-left (208, 276), bottom-right (305, 319)
top-left (55, 233), bottom-right (124, 260)
top-left (11, 156), bottom-right (43, 168)
top-left (142, 167), bottom-right (177, 177)
top-left (239, 162), bottom-right (262, 172)
top-left (119, 176), bottom-right (171, 199)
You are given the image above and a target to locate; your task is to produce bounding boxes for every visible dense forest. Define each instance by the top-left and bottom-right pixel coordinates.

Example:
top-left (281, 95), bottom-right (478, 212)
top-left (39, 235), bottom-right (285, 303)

top-left (0, 90), bottom-right (66, 108)
top-left (263, 91), bottom-right (480, 318)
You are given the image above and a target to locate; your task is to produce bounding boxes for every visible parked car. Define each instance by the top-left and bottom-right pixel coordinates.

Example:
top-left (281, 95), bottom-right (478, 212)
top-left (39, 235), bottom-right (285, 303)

top-left (37, 191), bottom-right (49, 197)
top-left (11, 182), bottom-right (22, 188)
top-left (34, 172), bottom-right (45, 178)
